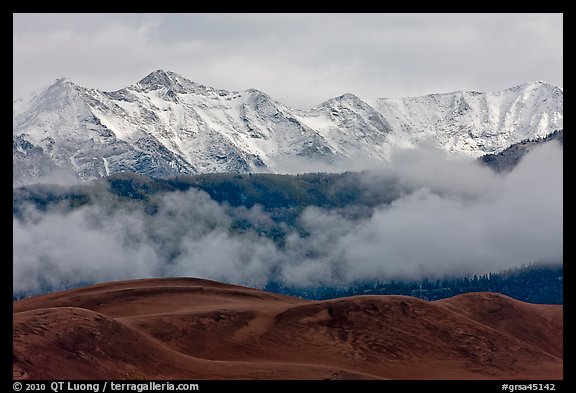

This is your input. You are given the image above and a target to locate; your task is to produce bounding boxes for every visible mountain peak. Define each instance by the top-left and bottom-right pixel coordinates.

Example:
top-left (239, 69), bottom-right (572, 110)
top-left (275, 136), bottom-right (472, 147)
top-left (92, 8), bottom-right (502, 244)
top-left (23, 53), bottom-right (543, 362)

top-left (526, 80), bottom-right (549, 87)
top-left (503, 80), bottom-right (561, 94)
top-left (51, 77), bottom-right (79, 89)
top-left (525, 81), bottom-right (563, 93)
top-left (337, 93), bottom-right (362, 101)
top-left (319, 93), bottom-right (364, 108)
top-left (41, 77), bottom-right (85, 99)
top-left (55, 76), bottom-right (72, 84)
top-left (134, 69), bottom-right (216, 96)
top-left (137, 70), bottom-right (183, 89)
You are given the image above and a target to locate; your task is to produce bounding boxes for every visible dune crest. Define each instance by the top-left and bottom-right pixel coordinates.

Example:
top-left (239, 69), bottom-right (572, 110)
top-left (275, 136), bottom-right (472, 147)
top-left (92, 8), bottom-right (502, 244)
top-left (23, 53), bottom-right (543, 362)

top-left (13, 278), bottom-right (562, 380)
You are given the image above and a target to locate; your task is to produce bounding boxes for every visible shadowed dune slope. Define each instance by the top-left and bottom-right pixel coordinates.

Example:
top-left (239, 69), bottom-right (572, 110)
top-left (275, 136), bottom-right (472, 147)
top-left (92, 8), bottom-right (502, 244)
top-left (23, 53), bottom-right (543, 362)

top-left (13, 278), bottom-right (562, 380)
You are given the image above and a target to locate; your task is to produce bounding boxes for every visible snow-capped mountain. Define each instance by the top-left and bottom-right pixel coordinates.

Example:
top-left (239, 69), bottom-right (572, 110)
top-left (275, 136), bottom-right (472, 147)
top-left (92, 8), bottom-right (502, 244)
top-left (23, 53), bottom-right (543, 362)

top-left (13, 70), bottom-right (563, 185)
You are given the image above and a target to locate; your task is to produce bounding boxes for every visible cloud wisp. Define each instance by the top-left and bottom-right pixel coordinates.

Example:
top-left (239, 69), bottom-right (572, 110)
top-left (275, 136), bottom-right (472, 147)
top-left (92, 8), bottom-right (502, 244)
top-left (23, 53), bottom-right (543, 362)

top-left (13, 142), bottom-right (563, 295)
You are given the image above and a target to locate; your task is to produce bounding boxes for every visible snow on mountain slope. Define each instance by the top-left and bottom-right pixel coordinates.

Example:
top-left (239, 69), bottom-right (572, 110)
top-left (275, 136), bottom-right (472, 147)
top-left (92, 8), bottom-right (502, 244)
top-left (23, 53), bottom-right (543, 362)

top-left (371, 81), bottom-right (563, 155)
top-left (12, 76), bottom-right (194, 185)
top-left (13, 70), bottom-right (563, 185)
top-left (295, 93), bottom-right (394, 161)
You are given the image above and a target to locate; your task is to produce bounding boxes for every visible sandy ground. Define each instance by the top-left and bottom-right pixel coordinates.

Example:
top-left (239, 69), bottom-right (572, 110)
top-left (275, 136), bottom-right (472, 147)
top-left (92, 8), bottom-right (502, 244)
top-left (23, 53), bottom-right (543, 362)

top-left (13, 277), bottom-right (563, 380)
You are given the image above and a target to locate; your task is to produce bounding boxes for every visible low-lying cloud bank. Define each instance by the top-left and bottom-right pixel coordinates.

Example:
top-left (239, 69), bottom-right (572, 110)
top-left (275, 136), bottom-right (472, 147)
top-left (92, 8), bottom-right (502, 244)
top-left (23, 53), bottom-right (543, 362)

top-left (13, 142), bottom-right (563, 295)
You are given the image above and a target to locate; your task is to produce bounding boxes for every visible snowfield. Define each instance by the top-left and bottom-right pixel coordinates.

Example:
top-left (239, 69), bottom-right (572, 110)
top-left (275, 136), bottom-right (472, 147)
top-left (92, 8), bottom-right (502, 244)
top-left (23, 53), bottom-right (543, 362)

top-left (13, 70), bottom-right (563, 184)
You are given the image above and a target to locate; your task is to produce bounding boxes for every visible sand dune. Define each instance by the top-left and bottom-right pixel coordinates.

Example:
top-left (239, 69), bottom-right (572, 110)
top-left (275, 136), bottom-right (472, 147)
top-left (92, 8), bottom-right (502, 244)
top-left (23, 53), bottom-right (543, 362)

top-left (13, 278), bottom-right (562, 380)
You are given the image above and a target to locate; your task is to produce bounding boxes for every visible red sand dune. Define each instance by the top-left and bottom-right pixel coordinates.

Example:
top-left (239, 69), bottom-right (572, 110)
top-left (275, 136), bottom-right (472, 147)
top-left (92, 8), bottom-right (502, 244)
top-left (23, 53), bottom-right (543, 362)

top-left (13, 278), bottom-right (563, 380)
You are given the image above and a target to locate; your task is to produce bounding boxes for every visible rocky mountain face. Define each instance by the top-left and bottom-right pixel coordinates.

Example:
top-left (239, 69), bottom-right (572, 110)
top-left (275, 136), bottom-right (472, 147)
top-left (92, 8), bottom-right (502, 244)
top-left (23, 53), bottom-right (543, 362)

top-left (13, 70), bottom-right (563, 185)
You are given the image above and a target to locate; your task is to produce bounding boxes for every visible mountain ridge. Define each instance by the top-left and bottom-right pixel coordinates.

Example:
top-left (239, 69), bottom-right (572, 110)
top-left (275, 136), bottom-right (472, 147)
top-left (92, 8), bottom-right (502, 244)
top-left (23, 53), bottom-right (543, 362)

top-left (13, 70), bottom-right (563, 185)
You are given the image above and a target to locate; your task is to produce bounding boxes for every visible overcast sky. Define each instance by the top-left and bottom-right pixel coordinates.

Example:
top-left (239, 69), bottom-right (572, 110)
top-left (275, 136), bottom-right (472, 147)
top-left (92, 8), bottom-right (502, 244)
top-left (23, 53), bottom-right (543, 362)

top-left (13, 13), bottom-right (563, 109)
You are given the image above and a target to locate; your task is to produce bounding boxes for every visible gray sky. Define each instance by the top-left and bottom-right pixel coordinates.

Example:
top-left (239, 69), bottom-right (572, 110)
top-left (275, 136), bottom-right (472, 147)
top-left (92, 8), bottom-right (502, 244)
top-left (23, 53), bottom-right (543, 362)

top-left (13, 13), bottom-right (563, 109)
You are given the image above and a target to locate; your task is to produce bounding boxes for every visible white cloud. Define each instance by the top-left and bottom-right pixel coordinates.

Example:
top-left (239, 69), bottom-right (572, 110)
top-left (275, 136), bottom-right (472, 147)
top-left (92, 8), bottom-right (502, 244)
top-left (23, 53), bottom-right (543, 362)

top-left (13, 13), bottom-right (562, 109)
top-left (13, 143), bottom-right (563, 294)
